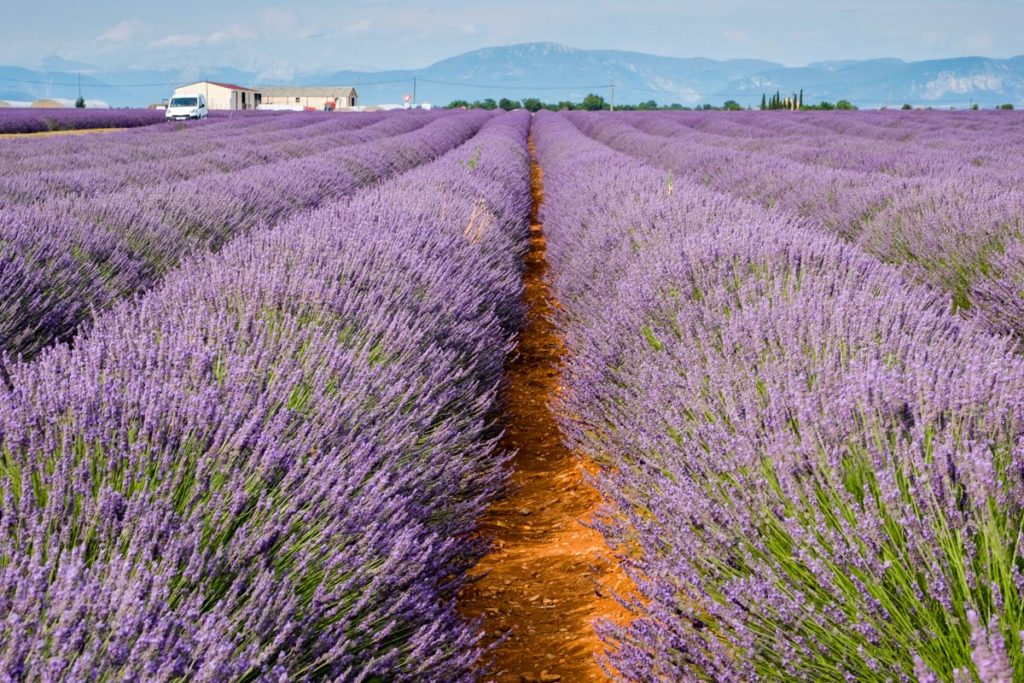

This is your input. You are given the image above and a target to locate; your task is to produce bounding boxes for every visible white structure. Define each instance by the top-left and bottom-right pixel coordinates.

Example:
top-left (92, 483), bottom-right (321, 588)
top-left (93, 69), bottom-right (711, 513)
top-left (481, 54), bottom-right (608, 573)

top-left (171, 82), bottom-right (358, 111)
top-left (172, 82), bottom-right (258, 111)
top-left (257, 86), bottom-right (357, 111)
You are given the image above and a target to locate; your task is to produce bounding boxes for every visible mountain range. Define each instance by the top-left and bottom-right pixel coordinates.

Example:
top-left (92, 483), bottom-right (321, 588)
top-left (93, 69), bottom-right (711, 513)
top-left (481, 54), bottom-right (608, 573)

top-left (2, 42), bottom-right (1022, 108)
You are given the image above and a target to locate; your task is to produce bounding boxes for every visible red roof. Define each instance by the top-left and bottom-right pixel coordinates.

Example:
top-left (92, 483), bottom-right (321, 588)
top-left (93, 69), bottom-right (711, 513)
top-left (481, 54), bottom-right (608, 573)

top-left (206, 81), bottom-right (248, 90)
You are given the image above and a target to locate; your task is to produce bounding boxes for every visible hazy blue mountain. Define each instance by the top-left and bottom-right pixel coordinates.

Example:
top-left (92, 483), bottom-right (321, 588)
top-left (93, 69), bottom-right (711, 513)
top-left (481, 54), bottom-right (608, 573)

top-left (0, 63), bottom-right (263, 107)
top-left (1, 43), bottom-right (1023, 108)
top-left (724, 56), bottom-right (1024, 107)
top-left (316, 43), bottom-right (784, 106)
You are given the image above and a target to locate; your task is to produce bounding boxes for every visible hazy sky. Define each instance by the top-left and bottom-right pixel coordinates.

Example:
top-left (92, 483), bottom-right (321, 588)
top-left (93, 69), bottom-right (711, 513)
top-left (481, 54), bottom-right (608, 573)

top-left (3, 0), bottom-right (1022, 76)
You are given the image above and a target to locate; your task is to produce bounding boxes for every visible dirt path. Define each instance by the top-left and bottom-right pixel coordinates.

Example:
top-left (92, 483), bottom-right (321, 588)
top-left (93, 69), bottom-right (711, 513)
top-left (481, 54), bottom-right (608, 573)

top-left (459, 128), bottom-right (633, 683)
top-left (0, 128), bottom-right (127, 139)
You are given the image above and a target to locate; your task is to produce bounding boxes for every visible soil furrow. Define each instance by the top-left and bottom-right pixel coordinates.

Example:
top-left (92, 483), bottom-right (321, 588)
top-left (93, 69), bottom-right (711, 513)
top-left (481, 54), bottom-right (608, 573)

top-left (459, 124), bottom-right (633, 683)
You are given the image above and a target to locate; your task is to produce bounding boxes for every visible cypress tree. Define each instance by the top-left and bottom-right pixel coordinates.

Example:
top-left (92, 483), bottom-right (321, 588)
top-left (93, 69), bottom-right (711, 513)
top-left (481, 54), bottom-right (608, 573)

top-left (761, 94), bottom-right (767, 110)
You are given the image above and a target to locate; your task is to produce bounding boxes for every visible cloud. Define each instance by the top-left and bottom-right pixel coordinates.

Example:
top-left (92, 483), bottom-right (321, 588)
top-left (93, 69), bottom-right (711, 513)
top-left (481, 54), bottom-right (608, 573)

top-left (207, 25), bottom-right (253, 45)
top-left (724, 29), bottom-right (750, 45)
top-left (960, 31), bottom-right (996, 54)
top-left (256, 62), bottom-right (297, 83)
top-left (96, 19), bottom-right (146, 44)
top-left (151, 34), bottom-right (204, 49)
top-left (343, 20), bottom-right (372, 35)
top-left (151, 25), bottom-right (250, 49)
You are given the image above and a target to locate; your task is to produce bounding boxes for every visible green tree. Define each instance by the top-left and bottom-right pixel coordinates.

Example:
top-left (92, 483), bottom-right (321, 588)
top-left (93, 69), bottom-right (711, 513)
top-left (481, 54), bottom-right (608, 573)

top-left (901, 103), bottom-right (913, 110)
top-left (817, 100), bottom-right (835, 110)
top-left (580, 93), bottom-right (607, 111)
top-left (999, 103), bottom-right (1015, 110)
top-left (556, 100), bottom-right (575, 110)
top-left (521, 97), bottom-right (543, 112)
top-left (74, 96), bottom-right (86, 108)
top-left (760, 93), bottom-right (767, 110)
top-left (638, 99), bottom-right (658, 110)
top-left (479, 98), bottom-right (497, 110)
top-left (498, 97), bottom-right (520, 111)
top-left (723, 99), bottom-right (743, 111)
top-left (799, 89), bottom-right (804, 109)
top-left (835, 99), bottom-right (856, 110)
top-left (971, 102), bottom-right (980, 110)
top-left (447, 99), bottom-right (470, 109)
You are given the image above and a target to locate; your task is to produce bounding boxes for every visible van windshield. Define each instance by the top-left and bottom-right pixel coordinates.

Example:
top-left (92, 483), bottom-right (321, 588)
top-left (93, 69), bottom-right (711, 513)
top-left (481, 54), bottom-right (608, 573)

top-left (170, 97), bottom-right (198, 107)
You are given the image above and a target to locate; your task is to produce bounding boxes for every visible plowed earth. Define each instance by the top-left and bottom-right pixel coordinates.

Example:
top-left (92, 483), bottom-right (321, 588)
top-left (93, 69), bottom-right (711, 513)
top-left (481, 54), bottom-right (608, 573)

top-left (459, 130), bottom-right (634, 683)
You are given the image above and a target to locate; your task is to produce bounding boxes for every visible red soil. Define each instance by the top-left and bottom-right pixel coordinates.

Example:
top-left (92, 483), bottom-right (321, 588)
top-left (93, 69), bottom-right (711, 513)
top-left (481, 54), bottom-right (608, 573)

top-left (458, 131), bottom-right (634, 683)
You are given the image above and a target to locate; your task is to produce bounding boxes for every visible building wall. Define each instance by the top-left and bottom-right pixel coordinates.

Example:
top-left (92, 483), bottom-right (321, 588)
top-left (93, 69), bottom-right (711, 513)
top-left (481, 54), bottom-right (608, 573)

top-left (172, 83), bottom-right (354, 111)
top-left (172, 84), bottom-right (257, 110)
top-left (261, 94), bottom-right (354, 110)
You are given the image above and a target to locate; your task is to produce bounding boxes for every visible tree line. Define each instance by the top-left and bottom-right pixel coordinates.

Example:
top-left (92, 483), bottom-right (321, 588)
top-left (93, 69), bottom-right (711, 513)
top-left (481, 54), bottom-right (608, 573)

top-left (447, 94), bottom-right (765, 111)
top-left (446, 92), bottom-right (1016, 112)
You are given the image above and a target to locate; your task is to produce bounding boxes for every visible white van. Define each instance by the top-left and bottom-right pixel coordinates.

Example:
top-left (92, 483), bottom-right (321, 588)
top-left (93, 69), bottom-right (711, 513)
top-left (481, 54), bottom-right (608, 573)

top-left (165, 94), bottom-right (208, 120)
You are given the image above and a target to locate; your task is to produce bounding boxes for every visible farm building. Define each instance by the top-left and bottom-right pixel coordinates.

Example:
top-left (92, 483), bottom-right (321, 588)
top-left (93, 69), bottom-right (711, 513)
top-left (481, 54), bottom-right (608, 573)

top-left (171, 82), bottom-right (358, 111)
top-left (256, 86), bottom-right (357, 111)
top-left (172, 82), bottom-right (259, 111)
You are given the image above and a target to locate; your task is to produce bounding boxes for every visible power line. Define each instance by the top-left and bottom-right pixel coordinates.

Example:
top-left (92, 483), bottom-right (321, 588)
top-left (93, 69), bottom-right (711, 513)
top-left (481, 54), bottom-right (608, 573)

top-left (0, 72), bottom-right (771, 102)
top-left (417, 77), bottom-right (614, 91)
top-left (0, 75), bottom-right (416, 90)
top-left (0, 75), bottom-right (181, 88)
top-left (252, 77), bottom-right (413, 88)
top-left (0, 72), bottom-right (664, 94)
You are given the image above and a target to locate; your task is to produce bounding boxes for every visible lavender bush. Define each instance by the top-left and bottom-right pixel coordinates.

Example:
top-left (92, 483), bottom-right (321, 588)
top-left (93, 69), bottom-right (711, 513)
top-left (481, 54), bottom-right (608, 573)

top-left (0, 110), bottom-right (489, 359)
top-left (565, 110), bottom-right (1024, 339)
top-left (0, 108), bottom-right (166, 134)
top-left (535, 111), bottom-right (1024, 682)
top-left (0, 111), bottom-right (531, 679)
top-left (0, 111), bottom-right (401, 203)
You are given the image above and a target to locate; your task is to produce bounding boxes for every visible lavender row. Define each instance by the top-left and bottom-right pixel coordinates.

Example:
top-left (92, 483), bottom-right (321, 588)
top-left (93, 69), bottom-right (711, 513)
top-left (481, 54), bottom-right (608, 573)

top-left (0, 110), bottom-right (489, 360)
top-left (633, 109), bottom-right (1024, 152)
top-left (0, 111), bottom-right (348, 174)
top-left (0, 108), bottom-right (167, 134)
top-left (618, 110), bottom-right (1024, 186)
top-left (594, 109), bottom-right (1024, 187)
top-left (534, 111), bottom-right (1024, 681)
top-left (0, 112), bottom-right (408, 203)
top-left (0, 110), bottom-right (532, 680)
top-left (568, 111), bottom-right (1024, 338)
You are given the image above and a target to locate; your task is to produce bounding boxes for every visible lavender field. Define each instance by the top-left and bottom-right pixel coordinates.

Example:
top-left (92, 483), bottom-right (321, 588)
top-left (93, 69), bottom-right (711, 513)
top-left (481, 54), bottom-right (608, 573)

top-left (538, 110), bottom-right (1024, 682)
top-left (0, 109), bottom-right (167, 134)
top-left (1, 107), bottom-right (1023, 681)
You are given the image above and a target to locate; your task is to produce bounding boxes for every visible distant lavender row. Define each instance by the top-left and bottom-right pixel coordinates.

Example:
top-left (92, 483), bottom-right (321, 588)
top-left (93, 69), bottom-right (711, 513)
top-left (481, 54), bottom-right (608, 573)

top-left (534, 111), bottom-right (1024, 681)
top-left (0, 108), bottom-right (166, 134)
top-left (567, 111), bottom-right (1024, 339)
top-left (621, 110), bottom-right (1024, 186)
top-left (0, 110), bottom-right (532, 680)
top-left (0, 110), bottom-right (354, 175)
top-left (0, 110), bottom-right (488, 360)
top-left (0, 112), bottom-right (405, 203)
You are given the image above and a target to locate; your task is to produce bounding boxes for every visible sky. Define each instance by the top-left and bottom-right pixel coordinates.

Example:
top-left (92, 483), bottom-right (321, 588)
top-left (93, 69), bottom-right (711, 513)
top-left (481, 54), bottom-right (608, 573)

top-left (2, 0), bottom-right (1023, 77)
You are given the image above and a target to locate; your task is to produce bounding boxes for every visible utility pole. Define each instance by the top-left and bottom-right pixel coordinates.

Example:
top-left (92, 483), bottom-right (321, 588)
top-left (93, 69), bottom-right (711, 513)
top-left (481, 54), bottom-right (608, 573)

top-left (77, 72), bottom-right (81, 100)
top-left (412, 77), bottom-right (417, 106)
top-left (609, 84), bottom-right (615, 111)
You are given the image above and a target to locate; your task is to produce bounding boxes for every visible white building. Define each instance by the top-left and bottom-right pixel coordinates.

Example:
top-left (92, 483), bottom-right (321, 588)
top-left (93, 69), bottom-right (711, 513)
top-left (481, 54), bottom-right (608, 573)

top-left (172, 82), bottom-right (258, 111)
top-left (171, 82), bottom-right (357, 111)
top-left (257, 86), bottom-right (357, 111)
